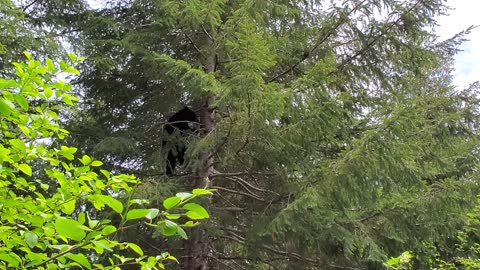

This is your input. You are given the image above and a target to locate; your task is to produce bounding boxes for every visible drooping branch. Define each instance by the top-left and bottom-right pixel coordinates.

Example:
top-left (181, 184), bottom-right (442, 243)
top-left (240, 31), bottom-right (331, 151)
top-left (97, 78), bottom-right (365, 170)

top-left (333, 0), bottom-right (426, 74)
top-left (268, 0), bottom-right (368, 83)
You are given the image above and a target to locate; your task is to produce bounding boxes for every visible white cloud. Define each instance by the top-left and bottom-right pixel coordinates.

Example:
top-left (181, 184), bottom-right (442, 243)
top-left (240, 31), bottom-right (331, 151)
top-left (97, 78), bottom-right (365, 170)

top-left (437, 0), bottom-right (480, 88)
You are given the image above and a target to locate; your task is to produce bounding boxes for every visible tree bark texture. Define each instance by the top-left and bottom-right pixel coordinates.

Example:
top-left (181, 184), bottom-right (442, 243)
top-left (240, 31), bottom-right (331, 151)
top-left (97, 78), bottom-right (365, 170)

top-left (182, 57), bottom-right (216, 270)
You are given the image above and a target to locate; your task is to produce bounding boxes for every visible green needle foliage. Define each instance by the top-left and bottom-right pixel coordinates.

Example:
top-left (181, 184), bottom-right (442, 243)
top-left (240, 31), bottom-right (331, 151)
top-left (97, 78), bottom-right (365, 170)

top-left (23, 0), bottom-right (480, 269)
top-left (0, 52), bottom-right (212, 269)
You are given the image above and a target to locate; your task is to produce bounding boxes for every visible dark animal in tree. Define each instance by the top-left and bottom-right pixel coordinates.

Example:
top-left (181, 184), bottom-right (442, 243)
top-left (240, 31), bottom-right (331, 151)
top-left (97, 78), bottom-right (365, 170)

top-left (164, 107), bottom-right (198, 175)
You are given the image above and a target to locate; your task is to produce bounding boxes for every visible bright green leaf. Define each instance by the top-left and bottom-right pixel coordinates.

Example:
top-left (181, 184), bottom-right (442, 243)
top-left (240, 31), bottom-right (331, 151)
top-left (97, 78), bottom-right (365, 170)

top-left (17, 163), bottom-right (32, 176)
top-left (91, 160), bottom-right (103, 167)
top-left (13, 94), bottom-right (28, 110)
top-left (62, 199), bottom-right (76, 215)
top-left (55, 218), bottom-right (86, 241)
top-left (94, 195), bottom-right (124, 214)
top-left (0, 253), bottom-right (20, 267)
top-left (101, 225), bottom-right (116, 235)
top-left (163, 197), bottom-right (181, 210)
top-left (80, 155), bottom-right (92, 165)
top-left (175, 192), bottom-right (192, 200)
top-left (44, 86), bottom-right (53, 98)
top-left (183, 203), bottom-right (209, 220)
top-left (65, 253), bottom-right (92, 269)
top-left (192, 188), bottom-right (213, 195)
top-left (127, 243), bottom-right (144, 256)
top-left (0, 98), bottom-right (13, 116)
top-left (145, 208), bottom-right (159, 219)
top-left (9, 139), bottom-right (26, 152)
top-left (176, 226), bottom-right (187, 239)
top-left (0, 79), bottom-right (17, 89)
top-left (126, 209), bottom-right (150, 221)
top-left (25, 232), bottom-right (38, 248)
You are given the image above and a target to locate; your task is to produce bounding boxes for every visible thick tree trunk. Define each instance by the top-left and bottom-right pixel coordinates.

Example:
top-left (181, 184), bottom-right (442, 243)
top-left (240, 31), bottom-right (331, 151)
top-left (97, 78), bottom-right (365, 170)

top-left (182, 58), bottom-right (216, 270)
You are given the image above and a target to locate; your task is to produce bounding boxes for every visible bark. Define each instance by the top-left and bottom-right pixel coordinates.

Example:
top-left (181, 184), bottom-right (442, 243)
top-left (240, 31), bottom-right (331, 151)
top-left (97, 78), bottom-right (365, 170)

top-left (181, 56), bottom-right (216, 270)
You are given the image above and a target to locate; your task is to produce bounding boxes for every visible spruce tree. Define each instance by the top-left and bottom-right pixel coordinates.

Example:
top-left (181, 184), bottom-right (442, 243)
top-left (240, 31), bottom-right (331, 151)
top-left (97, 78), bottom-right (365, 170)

top-left (56, 0), bottom-right (480, 269)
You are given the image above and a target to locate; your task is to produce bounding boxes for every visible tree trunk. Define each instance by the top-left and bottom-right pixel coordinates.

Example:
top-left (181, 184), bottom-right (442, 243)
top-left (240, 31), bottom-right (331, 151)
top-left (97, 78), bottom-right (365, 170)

top-left (182, 58), bottom-right (216, 270)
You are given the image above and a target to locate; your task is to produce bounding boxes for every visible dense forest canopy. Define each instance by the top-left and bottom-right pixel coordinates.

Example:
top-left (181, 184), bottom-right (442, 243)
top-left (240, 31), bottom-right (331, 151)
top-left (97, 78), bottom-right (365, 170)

top-left (2, 0), bottom-right (480, 269)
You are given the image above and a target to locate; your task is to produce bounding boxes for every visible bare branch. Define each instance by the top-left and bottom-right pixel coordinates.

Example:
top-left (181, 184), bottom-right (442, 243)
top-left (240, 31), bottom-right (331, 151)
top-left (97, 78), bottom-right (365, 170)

top-left (212, 186), bottom-right (265, 201)
top-left (22, 0), bottom-right (38, 12)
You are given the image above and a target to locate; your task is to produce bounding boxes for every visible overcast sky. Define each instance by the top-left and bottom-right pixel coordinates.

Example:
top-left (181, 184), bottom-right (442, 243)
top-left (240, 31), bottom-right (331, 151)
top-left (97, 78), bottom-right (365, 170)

top-left (437, 0), bottom-right (480, 89)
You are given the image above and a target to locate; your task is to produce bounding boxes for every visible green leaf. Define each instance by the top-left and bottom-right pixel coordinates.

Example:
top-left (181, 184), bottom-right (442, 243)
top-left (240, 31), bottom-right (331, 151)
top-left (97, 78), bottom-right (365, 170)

top-left (177, 226), bottom-right (188, 239)
top-left (13, 94), bottom-right (28, 110)
top-left (64, 67), bottom-right (80, 75)
top-left (47, 110), bottom-right (58, 120)
top-left (176, 192), bottom-right (192, 200)
top-left (25, 232), bottom-right (38, 248)
top-left (44, 86), bottom-right (53, 98)
top-left (101, 225), bottom-right (116, 235)
top-left (126, 209), bottom-right (150, 221)
top-left (160, 220), bottom-right (179, 236)
top-left (59, 146), bottom-right (77, 160)
top-left (145, 208), bottom-right (159, 219)
top-left (9, 139), bottom-right (26, 152)
top-left (163, 197), bottom-right (181, 210)
top-left (46, 58), bottom-right (55, 72)
top-left (192, 188), bottom-right (213, 195)
top-left (91, 160), bottom-right (103, 167)
top-left (24, 51), bottom-right (32, 60)
top-left (55, 218), bottom-right (86, 241)
top-left (68, 52), bottom-right (77, 62)
top-left (0, 253), bottom-right (20, 267)
top-left (17, 163), bottom-right (32, 176)
top-left (62, 199), bottom-right (76, 215)
top-left (0, 98), bottom-right (13, 116)
top-left (65, 253), bottom-right (92, 269)
top-left (95, 195), bottom-right (124, 214)
top-left (182, 221), bottom-right (199, 227)
top-left (165, 213), bottom-right (181, 220)
top-left (127, 243), bottom-right (144, 256)
top-left (183, 203), bottom-right (209, 220)
top-left (0, 79), bottom-right (17, 89)
top-left (80, 155), bottom-right (92, 165)
top-left (78, 212), bottom-right (86, 225)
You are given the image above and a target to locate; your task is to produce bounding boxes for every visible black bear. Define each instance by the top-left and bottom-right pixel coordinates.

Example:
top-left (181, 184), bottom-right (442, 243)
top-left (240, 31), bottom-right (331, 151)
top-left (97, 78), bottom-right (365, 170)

top-left (164, 107), bottom-right (198, 175)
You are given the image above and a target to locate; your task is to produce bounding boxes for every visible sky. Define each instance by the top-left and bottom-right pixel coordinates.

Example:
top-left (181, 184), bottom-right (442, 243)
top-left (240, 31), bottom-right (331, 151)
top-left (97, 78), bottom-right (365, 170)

top-left (86, 0), bottom-right (479, 89)
top-left (437, 0), bottom-right (480, 89)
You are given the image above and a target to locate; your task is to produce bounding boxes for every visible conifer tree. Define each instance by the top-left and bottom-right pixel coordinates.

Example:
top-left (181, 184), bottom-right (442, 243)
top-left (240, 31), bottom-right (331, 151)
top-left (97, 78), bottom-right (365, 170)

top-left (49, 0), bottom-right (480, 269)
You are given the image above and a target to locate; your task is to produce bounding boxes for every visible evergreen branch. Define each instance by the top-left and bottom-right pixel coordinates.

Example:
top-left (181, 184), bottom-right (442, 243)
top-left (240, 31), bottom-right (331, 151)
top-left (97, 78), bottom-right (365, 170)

top-left (180, 29), bottom-right (206, 58)
top-left (217, 58), bottom-right (242, 63)
top-left (333, 0), bottom-right (425, 74)
top-left (236, 231), bottom-right (361, 269)
top-left (221, 232), bottom-right (355, 267)
top-left (268, 0), bottom-right (368, 83)
top-left (213, 189), bottom-right (244, 209)
top-left (209, 255), bottom-right (244, 270)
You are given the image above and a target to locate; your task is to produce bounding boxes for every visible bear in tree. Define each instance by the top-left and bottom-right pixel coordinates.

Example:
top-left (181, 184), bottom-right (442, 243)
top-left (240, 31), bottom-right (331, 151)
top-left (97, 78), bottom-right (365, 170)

top-left (164, 107), bottom-right (198, 175)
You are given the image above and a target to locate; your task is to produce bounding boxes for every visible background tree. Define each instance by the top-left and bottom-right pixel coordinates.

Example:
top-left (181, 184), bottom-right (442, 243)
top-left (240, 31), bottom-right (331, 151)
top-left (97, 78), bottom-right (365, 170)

top-left (32, 0), bottom-right (480, 269)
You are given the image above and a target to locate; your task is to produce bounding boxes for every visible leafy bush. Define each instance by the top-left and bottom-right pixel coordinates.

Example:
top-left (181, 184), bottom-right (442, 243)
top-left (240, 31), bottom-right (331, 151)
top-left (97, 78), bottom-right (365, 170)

top-left (0, 52), bottom-right (212, 269)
